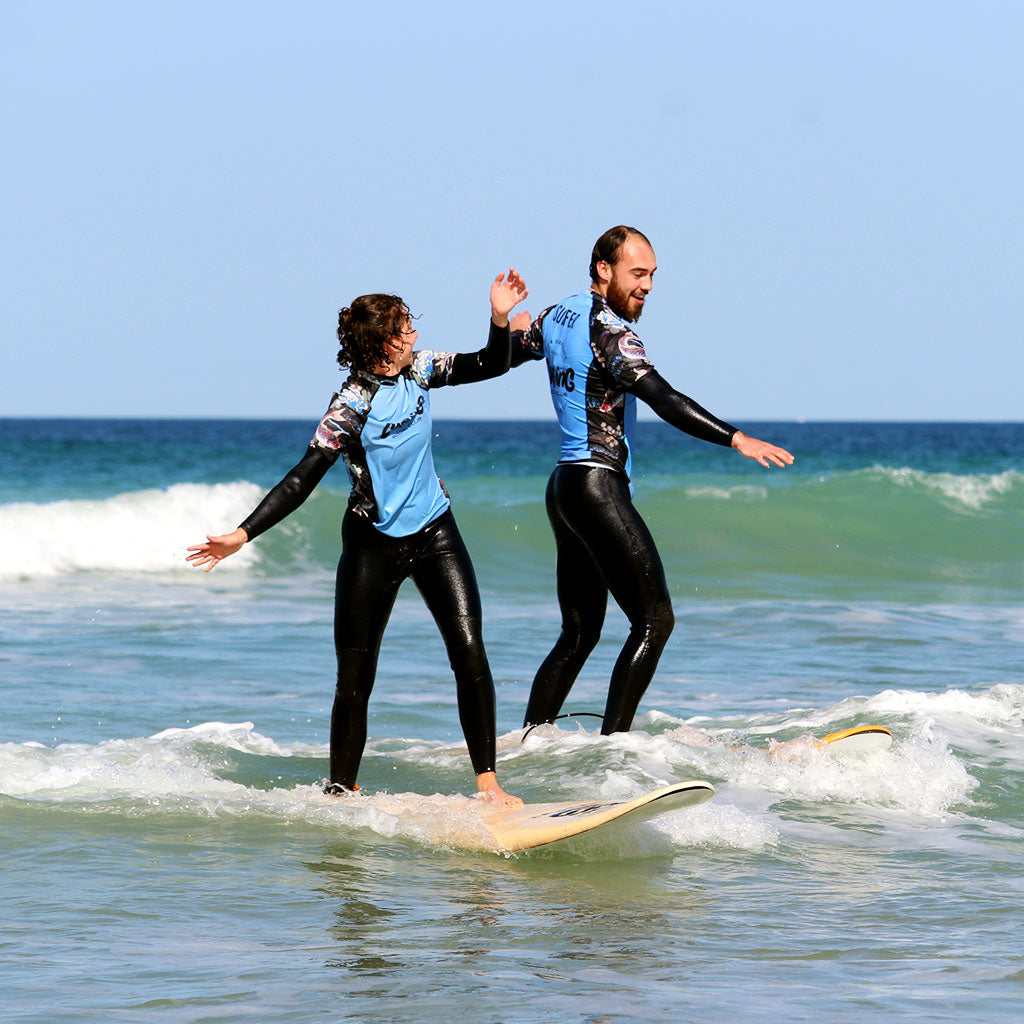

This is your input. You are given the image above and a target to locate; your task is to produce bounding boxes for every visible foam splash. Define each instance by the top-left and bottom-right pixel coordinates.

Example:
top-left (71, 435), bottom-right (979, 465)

top-left (862, 684), bottom-right (1024, 731)
top-left (686, 734), bottom-right (971, 818)
top-left (0, 721), bottom-right (297, 802)
top-left (3, 685), bottom-right (1012, 855)
top-left (873, 466), bottom-right (1021, 512)
top-left (0, 721), bottom-right (769, 857)
top-left (0, 482), bottom-right (264, 580)
top-left (0, 722), bottom-right (490, 848)
top-left (509, 697), bottom-right (988, 822)
top-left (656, 683), bottom-right (1024, 750)
top-left (683, 484), bottom-right (769, 502)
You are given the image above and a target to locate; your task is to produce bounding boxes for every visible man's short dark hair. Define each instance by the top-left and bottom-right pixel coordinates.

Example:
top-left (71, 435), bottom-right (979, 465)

top-left (589, 225), bottom-right (652, 283)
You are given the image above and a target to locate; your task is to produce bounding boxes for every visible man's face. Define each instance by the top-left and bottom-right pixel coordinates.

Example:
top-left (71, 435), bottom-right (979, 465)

top-left (600, 236), bottom-right (657, 322)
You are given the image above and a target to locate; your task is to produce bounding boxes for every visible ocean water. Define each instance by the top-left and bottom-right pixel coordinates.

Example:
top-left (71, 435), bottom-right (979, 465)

top-left (1, 417), bottom-right (1022, 1023)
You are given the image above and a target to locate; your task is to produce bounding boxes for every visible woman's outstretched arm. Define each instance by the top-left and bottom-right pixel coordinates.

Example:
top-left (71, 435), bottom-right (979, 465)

top-left (186, 445), bottom-right (335, 571)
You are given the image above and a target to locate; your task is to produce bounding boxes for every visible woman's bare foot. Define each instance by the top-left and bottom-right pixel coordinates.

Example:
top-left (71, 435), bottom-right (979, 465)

top-left (323, 781), bottom-right (360, 796)
top-left (475, 771), bottom-right (523, 807)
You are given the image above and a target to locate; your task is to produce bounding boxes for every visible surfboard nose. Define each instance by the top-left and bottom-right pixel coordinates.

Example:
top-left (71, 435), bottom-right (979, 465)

top-left (480, 780), bottom-right (715, 852)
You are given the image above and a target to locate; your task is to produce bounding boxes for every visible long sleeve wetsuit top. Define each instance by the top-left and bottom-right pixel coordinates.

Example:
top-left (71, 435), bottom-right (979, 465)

top-left (240, 321), bottom-right (511, 541)
top-left (512, 289), bottom-right (737, 481)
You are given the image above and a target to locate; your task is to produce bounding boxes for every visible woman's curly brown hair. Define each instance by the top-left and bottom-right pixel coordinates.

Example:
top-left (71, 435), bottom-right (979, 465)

top-left (336, 294), bottom-right (414, 373)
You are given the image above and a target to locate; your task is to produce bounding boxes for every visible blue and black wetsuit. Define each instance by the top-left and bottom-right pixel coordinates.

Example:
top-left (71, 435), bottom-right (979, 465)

top-left (239, 321), bottom-right (510, 788)
top-left (513, 290), bottom-right (738, 733)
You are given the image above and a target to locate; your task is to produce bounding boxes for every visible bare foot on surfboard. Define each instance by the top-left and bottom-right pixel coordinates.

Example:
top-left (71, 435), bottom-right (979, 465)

top-left (475, 772), bottom-right (523, 807)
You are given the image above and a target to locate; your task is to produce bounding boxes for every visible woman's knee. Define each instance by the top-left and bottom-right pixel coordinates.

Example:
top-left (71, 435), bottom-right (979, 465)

top-left (334, 648), bottom-right (375, 708)
top-left (564, 616), bottom-right (603, 660)
top-left (438, 616), bottom-right (491, 677)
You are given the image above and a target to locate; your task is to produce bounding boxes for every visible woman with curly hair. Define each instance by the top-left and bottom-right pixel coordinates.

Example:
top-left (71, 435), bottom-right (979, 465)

top-left (187, 270), bottom-right (529, 806)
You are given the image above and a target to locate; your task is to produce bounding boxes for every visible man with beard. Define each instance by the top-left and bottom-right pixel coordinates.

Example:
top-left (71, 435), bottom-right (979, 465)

top-left (511, 225), bottom-right (794, 734)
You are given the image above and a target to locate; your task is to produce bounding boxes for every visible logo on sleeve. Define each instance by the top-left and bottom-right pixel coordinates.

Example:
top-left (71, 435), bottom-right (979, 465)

top-left (618, 331), bottom-right (645, 357)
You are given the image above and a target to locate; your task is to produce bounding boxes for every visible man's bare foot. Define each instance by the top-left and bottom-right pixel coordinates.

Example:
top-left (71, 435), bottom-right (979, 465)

top-left (475, 771), bottom-right (523, 807)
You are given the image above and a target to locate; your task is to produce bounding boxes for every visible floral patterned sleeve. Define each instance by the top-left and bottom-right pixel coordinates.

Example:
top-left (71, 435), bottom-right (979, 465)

top-left (408, 350), bottom-right (458, 389)
top-left (312, 383), bottom-right (372, 459)
top-left (591, 306), bottom-right (654, 388)
top-left (510, 308), bottom-right (550, 367)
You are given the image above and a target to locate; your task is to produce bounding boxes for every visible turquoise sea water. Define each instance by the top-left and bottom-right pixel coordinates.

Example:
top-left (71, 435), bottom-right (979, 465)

top-left (1, 418), bottom-right (1022, 1023)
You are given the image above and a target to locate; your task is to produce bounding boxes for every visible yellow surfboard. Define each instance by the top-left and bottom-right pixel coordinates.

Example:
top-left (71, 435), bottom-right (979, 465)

top-left (816, 724), bottom-right (893, 753)
top-left (522, 715), bottom-right (894, 758)
top-left (478, 780), bottom-right (714, 852)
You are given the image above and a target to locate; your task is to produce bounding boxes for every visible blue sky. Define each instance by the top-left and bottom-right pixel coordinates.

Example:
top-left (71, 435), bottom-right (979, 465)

top-left (3, 1), bottom-right (1021, 421)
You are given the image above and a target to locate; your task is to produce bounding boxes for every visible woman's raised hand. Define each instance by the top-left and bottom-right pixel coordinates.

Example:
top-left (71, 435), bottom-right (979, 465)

top-left (490, 268), bottom-right (529, 326)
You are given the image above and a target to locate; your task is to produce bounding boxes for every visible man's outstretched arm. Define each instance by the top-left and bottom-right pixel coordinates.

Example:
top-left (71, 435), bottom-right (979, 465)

top-left (631, 370), bottom-right (794, 467)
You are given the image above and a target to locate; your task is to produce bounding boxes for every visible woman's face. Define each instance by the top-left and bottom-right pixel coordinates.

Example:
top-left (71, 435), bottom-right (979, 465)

top-left (386, 315), bottom-right (418, 371)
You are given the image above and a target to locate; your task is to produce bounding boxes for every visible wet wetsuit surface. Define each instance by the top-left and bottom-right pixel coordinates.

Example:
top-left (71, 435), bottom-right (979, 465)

top-left (513, 291), bottom-right (738, 732)
top-left (239, 322), bottom-right (510, 786)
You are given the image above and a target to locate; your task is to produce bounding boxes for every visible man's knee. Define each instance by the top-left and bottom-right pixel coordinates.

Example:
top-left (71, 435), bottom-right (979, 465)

top-left (633, 599), bottom-right (674, 647)
top-left (654, 599), bottom-right (675, 635)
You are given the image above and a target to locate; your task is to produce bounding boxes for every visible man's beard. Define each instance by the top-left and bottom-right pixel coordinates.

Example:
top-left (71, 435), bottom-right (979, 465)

top-left (606, 279), bottom-right (643, 322)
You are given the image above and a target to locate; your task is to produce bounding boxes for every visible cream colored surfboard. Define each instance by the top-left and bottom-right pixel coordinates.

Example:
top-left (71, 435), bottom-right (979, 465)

top-left (816, 724), bottom-right (893, 753)
top-left (478, 780), bottom-right (714, 852)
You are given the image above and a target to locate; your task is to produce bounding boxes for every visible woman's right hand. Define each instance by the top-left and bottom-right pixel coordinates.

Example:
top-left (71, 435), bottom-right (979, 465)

top-left (489, 268), bottom-right (529, 326)
top-left (186, 527), bottom-right (248, 572)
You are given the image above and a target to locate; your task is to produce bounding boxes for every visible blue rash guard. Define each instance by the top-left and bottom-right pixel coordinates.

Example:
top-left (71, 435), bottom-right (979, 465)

top-left (514, 289), bottom-right (654, 479)
top-left (238, 320), bottom-right (511, 545)
top-left (311, 350), bottom-right (456, 537)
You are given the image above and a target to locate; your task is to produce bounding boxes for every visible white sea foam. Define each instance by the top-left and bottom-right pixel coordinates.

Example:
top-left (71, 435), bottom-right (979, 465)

top-left (148, 720), bottom-right (309, 755)
top-left (653, 799), bottom-right (780, 851)
top-left (870, 466), bottom-right (1021, 511)
top-left (1, 692), bottom-right (1008, 856)
top-left (724, 737), bottom-right (969, 818)
top-left (0, 721), bottom-right (298, 802)
top-left (861, 684), bottom-right (1024, 731)
top-left (0, 732), bottom-right (240, 802)
top-left (653, 683), bottom-right (1024, 748)
top-left (0, 720), bottom-right (778, 856)
top-left (507, 696), bottom-right (987, 823)
top-left (0, 482), bottom-right (264, 580)
top-left (684, 484), bottom-right (769, 502)
top-left (651, 725), bottom-right (973, 819)
top-left (856, 685), bottom-right (1024, 775)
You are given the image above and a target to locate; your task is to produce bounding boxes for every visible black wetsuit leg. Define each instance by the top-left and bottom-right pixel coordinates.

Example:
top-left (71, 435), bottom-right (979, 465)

top-left (523, 464), bottom-right (675, 734)
top-left (522, 471), bottom-right (609, 727)
top-left (331, 513), bottom-right (403, 787)
top-left (329, 509), bottom-right (497, 787)
top-left (408, 511), bottom-right (497, 778)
